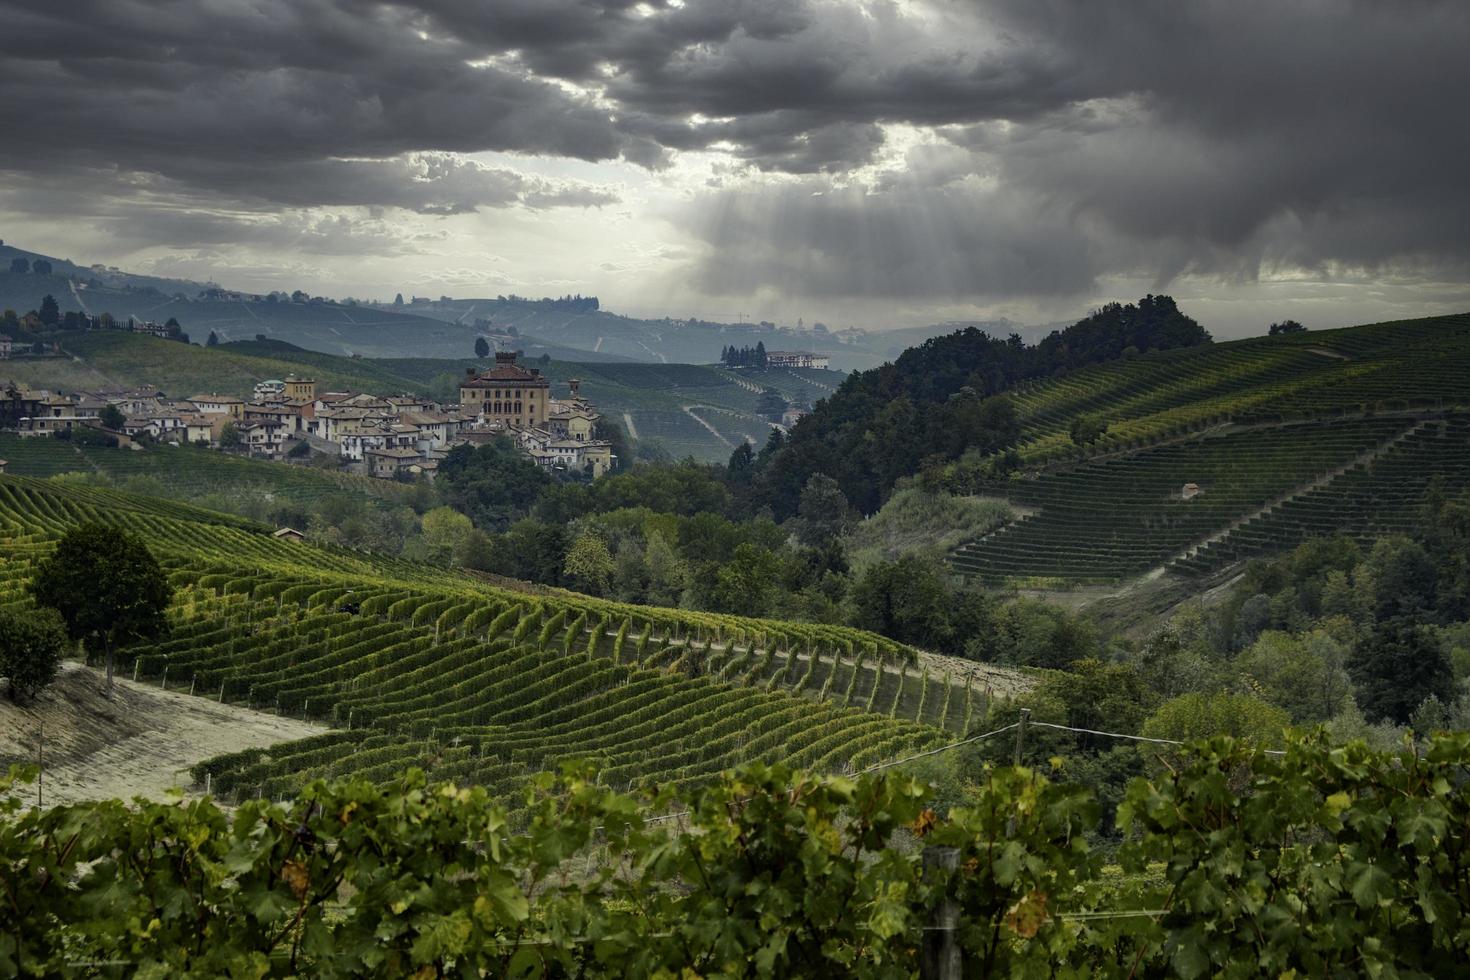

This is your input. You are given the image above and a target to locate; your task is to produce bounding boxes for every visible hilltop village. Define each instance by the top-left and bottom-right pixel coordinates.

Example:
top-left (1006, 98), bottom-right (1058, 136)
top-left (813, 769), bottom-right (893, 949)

top-left (0, 350), bottom-right (616, 480)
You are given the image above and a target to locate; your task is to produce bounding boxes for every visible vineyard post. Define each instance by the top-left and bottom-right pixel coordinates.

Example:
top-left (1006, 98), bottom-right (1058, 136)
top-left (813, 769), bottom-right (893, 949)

top-left (218, 680), bottom-right (225, 703)
top-left (160, 664), bottom-right (168, 691)
top-left (1014, 707), bottom-right (1030, 766)
top-left (36, 724), bottom-right (43, 809)
top-left (189, 675), bottom-right (196, 696)
top-left (132, 660), bottom-right (139, 682)
top-left (921, 846), bottom-right (961, 980)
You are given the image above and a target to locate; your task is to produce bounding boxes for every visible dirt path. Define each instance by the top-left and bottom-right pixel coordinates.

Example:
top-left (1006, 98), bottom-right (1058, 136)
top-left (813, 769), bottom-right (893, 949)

top-left (622, 412), bottom-right (639, 439)
top-left (1, 662), bottom-right (326, 807)
top-left (682, 404), bottom-right (733, 447)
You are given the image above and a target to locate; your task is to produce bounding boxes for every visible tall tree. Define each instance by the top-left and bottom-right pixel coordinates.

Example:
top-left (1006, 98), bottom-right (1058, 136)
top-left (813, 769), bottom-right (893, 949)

top-left (474, 336), bottom-right (490, 358)
top-left (29, 524), bottom-right (173, 693)
top-left (1348, 616), bottom-right (1454, 723)
top-left (206, 330), bottom-right (219, 346)
top-left (8, 257), bottom-right (28, 274)
top-left (31, 259), bottom-right (52, 275)
top-left (38, 294), bottom-right (60, 327)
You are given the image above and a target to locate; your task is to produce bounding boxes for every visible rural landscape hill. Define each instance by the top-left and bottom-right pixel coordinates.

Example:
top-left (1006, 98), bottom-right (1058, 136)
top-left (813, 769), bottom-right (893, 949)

top-left (0, 241), bottom-right (894, 367)
top-left (0, 475), bottom-right (1016, 810)
top-left (938, 312), bottom-right (1470, 590)
top-left (0, 330), bottom-right (846, 461)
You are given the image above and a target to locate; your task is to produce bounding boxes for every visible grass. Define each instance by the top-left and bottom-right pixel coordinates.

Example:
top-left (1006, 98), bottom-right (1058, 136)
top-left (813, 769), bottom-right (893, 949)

top-left (846, 487), bottom-right (1012, 571)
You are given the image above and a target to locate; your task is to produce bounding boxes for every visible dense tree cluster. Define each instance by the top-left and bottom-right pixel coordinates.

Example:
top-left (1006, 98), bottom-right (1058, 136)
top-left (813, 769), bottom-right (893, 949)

top-left (741, 295), bottom-right (1210, 518)
top-left (720, 342), bottom-right (767, 369)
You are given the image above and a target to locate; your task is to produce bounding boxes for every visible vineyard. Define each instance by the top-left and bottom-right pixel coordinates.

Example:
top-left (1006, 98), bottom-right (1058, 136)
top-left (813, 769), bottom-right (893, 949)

top-left (9, 733), bottom-right (1470, 977)
top-left (946, 313), bottom-right (1470, 586)
top-left (0, 434), bottom-right (416, 510)
top-left (950, 416), bottom-right (1431, 585)
top-left (1175, 414), bottom-right (1470, 576)
top-left (1005, 312), bottom-right (1470, 463)
top-left (0, 476), bottom-right (1018, 813)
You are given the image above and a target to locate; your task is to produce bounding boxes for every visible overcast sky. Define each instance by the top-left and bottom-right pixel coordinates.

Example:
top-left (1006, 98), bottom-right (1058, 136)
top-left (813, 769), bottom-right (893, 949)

top-left (3, 0), bottom-right (1468, 338)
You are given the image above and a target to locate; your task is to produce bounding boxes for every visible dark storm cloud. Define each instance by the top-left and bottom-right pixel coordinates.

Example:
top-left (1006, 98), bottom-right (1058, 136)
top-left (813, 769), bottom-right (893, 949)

top-left (0, 0), bottom-right (1465, 295)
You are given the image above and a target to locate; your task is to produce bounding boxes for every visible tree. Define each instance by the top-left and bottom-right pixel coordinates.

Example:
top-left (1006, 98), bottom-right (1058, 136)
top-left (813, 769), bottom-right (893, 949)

top-left (1236, 629), bottom-right (1352, 724)
top-left (29, 523), bottom-right (173, 692)
top-left (31, 259), bottom-right (52, 275)
top-left (0, 607), bottom-right (68, 702)
top-left (38, 294), bottom-right (60, 327)
top-left (849, 556), bottom-right (954, 651)
top-left (474, 336), bottom-right (490, 358)
top-left (394, 293), bottom-right (405, 306)
top-left (8, 257), bottom-right (28, 274)
top-left (218, 421), bottom-right (242, 449)
top-left (165, 316), bottom-right (180, 331)
top-left (793, 473), bottom-right (852, 549)
top-left (98, 404), bottom-right (126, 430)
top-left (1069, 414), bottom-right (1109, 447)
top-left (563, 531), bottom-right (615, 596)
top-left (1142, 692), bottom-right (1291, 746)
top-left (726, 442), bottom-right (755, 484)
top-left (206, 330), bottom-right (219, 347)
top-left (438, 439), bottom-right (553, 531)
top-left (420, 506), bottom-right (473, 566)
top-left (756, 388), bottom-right (788, 423)
top-left (1268, 320), bottom-right (1306, 335)
top-left (1348, 616), bottom-right (1454, 723)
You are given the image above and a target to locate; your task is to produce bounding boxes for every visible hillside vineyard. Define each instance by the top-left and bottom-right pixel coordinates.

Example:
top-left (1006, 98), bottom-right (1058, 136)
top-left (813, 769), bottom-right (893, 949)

top-left (0, 477), bottom-right (995, 812)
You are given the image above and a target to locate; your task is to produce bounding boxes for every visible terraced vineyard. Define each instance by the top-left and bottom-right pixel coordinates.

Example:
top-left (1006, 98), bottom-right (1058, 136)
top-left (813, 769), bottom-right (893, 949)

top-left (0, 477), bottom-right (1009, 815)
top-left (949, 416), bottom-right (1420, 585)
top-left (1007, 313), bottom-right (1470, 463)
top-left (0, 434), bottom-right (416, 509)
top-left (1175, 414), bottom-right (1470, 576)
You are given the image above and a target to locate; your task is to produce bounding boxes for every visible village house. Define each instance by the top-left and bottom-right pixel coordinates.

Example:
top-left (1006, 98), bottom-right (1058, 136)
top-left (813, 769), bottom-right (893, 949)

top-left (189, 393), bottom-right (245, 418)
top-left (237, 419), bottom-right (288, 457)
top-left (253, 379), bottom-right (286, 401)
top-left (0, 337), bottom-right (11, 360)
top-left (242, 403), bottom-right (301, 435)
top-left (283, 376), bottom-right (317, 401)
top-left (765, 350), bottom-right (830, 370)
top-left (128, 318), bottom-right (174, 339)
top-left (365, 446), bottom-right (422, 479)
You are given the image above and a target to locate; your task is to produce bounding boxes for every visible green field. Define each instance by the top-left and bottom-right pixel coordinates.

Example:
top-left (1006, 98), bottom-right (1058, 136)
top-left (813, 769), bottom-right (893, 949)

top-left (0, 476), bottom-right (995, 814)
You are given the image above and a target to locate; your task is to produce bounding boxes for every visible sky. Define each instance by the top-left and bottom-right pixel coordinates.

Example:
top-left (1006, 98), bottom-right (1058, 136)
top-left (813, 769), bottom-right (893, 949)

top-left (2, 0), bottom-right (1468, 339)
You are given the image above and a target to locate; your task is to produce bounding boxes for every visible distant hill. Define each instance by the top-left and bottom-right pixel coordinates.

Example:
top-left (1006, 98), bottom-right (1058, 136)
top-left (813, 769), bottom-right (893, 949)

top-left (370, 296), bottom-right (888, 370)
top-left (1, 240), bottom-right (1050, 370)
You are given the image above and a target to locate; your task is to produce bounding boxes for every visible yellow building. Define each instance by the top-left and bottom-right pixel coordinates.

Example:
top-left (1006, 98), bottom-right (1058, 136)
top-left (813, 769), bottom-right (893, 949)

top-left (284, 376), bottom-right (317, 401)
top-left (459, 352), bottom-right (551, 428)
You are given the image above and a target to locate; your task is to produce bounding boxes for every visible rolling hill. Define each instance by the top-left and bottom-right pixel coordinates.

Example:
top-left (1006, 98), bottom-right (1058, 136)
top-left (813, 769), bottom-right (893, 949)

top-left (0, 332), bottom-right (848, 461)
top-left (0, 476), bottom-right (1021, 815)
top-left (946, 312), bottom-right (1470, 587)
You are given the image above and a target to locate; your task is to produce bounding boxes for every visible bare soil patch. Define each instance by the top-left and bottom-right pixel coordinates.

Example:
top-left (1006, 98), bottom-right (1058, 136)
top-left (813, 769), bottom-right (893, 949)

top-left (1, 661), bottom-right (325, 807)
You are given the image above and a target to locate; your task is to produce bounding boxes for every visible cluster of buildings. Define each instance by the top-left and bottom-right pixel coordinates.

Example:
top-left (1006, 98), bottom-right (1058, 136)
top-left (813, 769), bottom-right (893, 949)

top-left (1, 351), bottom-right (617, 480)
top-left (765, 351), bottom-right (830, 370)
